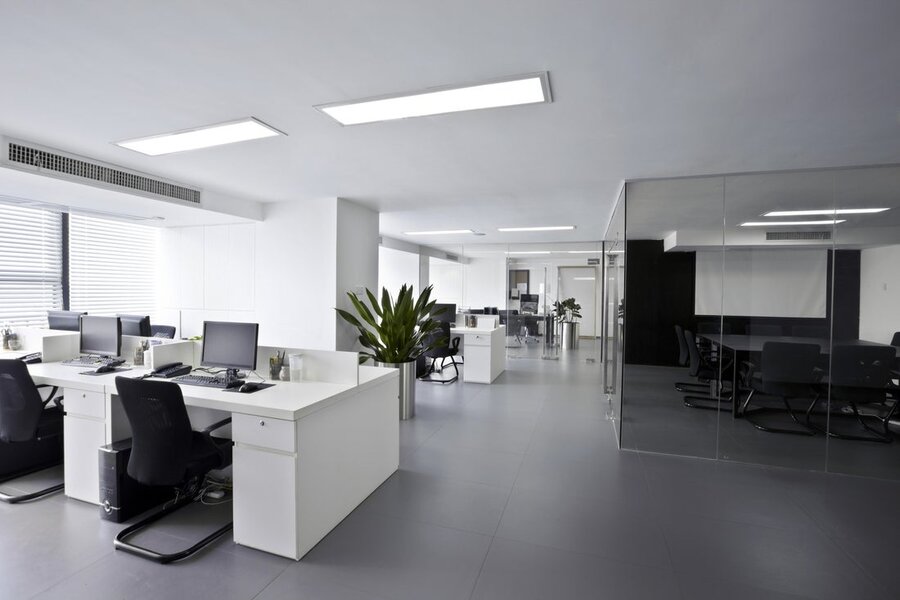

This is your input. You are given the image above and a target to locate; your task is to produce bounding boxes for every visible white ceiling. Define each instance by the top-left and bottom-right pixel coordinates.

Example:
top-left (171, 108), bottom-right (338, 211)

top-left (1, 1), bottom-right (899, 243)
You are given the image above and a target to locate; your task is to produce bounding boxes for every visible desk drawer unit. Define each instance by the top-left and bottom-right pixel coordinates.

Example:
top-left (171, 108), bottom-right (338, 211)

top-left (465, 333), bottom-right (492, 347)
top-left (232, 413), bottom-right (295, 453)
top-left (64, 388), bottom-right (105, 419)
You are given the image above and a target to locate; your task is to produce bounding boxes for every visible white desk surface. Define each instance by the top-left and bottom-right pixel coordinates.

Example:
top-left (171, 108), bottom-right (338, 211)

top-left (27, 362), bottom-right (398, 422)
top-left (451, 325), bottom-right (505, 335)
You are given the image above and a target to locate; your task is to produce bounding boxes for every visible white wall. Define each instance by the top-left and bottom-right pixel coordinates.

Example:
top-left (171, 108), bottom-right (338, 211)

top-left (429, 259), bottom-right (464, 307)
top-left (335, 199), bottom-right (379, 352)
top-left (463, 257), bottom-right (506, 310)
top-left (859, 244), bottom-right (900, 343)
top-left (159, 198), bottom-right (378, 351)
top-left (378, 246), bottom-right (420, 298)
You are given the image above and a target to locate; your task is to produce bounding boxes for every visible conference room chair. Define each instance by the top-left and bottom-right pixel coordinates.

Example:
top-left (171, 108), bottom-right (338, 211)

top-left (696, 321), bottom-right (732, 335)
top-left (739, 342), bottom-right (820, 436)
top-left (150, 324), bottom-right (177, 338)
top-left (0, 360), bottom-right (65, 503)
top-left (891, 332), bottom-right (900, 348)
top-left (482, 307), bottom-right (499, 315)
top-left (497, 309), bottom-right (518, 326)
top-left (682, 330), bottom-right (733, 411)
top-left (791, 325), bottom-right (829, 338)
top-left (673, 325), bottom-right (711, 393)
top-left (419, 323), bottom-right (461, 384)
top-left (746, 324), bottom-right (783, 336)
top-left (507, 314), bottom-right (537, 345)
top-left (113, 377), bottom-right (233, 563)
top-left (806, 345), bottom-right (897, 443)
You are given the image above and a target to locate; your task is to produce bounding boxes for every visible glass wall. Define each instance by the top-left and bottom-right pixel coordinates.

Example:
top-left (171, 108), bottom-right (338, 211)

top-left (619, 165), bottom-right (900, 480)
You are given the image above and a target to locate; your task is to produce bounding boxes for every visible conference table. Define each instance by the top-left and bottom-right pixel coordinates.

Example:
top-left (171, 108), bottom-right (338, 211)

top-left (697, 334), bottom-right (899, 416)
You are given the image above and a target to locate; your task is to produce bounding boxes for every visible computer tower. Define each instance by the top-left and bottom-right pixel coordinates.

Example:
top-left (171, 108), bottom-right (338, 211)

top-left (98, 439), bottom-right (173, 523)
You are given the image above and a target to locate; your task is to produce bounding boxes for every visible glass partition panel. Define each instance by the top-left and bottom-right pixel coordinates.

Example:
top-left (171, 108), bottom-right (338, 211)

top-left (827, 165), bottom-right (900, 479)
top-left (603, 189), bottom-right (626, 435)
top-left (620, 177), bottom-right (724, 458)
top-left (716, 170), bottom-right (834, 471)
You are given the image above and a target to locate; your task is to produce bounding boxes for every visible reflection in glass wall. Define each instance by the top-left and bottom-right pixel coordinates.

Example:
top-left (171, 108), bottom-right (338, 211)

top-left (619, 165), bottom-right (900, 481)
top-left (603, 187), bottom-right (626, 437)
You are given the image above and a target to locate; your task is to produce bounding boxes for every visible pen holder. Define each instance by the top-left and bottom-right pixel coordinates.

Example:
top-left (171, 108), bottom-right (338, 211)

top-left (269, 357), bottom-right (283, 380)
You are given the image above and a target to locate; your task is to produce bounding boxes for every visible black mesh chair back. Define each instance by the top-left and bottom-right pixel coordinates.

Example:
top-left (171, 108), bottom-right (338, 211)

top-left (0, 360), bottom-right (44, 443)
top-left (684, 330), bottom-right (707, 378)
top-left (759, 342), bottom-right (820, 390)
top-left (674, 325), bottom-right (689, 367)
top-left (791, 325), bottom-right (828, 339)
top-left (150, 325), bottom-right (176, 338)
top-left (115, 377), bottom-right (194, 487)
top-left (423, 323), bottom-right (452, 356)
top-left (747, 324), bottom-right (782, 337)
top-left (831, 345), bottom-right (894, 403)
top-left (891, 332), bottom-right (900, 348)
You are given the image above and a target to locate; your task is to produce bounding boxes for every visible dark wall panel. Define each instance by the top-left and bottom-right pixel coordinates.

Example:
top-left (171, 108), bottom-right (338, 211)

top-left (624, 240), bottom-right (695, 366)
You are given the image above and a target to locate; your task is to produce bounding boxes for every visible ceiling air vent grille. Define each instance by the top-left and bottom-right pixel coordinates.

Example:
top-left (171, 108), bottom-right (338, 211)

top-left (5, 140), bottom-right (201, 205)
top-left (766, 230), bottom-right (832, 241)
top-left (445, 253), bottom-right (459, 262)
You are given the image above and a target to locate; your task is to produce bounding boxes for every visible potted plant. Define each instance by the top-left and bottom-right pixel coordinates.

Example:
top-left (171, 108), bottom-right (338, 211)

top-left (336, 284), bottom-right (443, 420)
top-left (553, 297), bottom-right (582, 350)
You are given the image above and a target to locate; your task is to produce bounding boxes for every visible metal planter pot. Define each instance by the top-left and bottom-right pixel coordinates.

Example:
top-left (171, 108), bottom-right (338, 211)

top-left (376, 360), bottom-right (416, 420)
top-left (560, 321), bottom-right (580, 350)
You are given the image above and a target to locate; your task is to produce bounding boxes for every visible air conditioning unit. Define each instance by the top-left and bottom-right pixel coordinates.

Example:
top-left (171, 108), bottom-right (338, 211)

top-left (1, 136), bottom-right (202, 207)
top-left (766, 231), bottom-right (832, 241)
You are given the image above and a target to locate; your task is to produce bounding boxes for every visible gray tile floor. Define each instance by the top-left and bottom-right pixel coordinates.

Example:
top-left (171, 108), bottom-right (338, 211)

top-left (1, 353), bottom-right (899, 599)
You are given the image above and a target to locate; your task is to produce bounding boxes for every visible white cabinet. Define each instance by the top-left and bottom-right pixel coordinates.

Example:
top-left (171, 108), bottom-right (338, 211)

top-left (233, 445), bottom-right (298, 558)
top-left (462, 326), bottom-right (506, 383)
top-left (63, 415), bottom-right (105, 503)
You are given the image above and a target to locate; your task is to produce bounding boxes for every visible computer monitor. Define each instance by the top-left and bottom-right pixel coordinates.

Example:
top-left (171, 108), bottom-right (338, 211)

top-left (520, 294), bottom-right (539, 314)
top-left (48, 310), bottom-right (86, 331)
top-left (118, 314), bottom-right (151, 337)
top-left (201, 321), bottom-right (259, 378)
top-left (79, 316), bottom-right (122, 357)
top-left (431, 304), bottom-right (456, 324)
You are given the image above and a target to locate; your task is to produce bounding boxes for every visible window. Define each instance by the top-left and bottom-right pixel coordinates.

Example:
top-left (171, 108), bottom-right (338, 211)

top-left (0, 202), bottom-right (63, 326)
top-left (69, 215), bottom-right (160, 317)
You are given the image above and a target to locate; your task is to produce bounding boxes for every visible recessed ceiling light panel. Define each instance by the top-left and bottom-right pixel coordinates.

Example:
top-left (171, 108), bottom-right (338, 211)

top-left (506, 251), bottom-right (552, 255)
top-left (740, 220), bottom-right (846, 227)
top-left (763, 208), bottom-right (888, 217)
top-left (404, 229), bottom-right (476, 236)
top-left (317, 72), bottom-right (551, 126)
top-left (497, 225), bottom-right (575, 232)
top-left (115, 118), bottom-right (284, 156)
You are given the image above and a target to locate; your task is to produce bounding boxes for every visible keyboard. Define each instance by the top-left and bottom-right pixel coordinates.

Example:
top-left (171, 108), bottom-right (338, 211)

top-left (173, 374), bottom-right (243, 389)
top-left (62, 356), bottom-right (125, 368)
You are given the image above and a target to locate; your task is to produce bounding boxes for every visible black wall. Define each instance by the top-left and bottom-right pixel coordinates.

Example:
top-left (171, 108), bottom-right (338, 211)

top-left (625, 243), bottom-right (862, 366)
top-left (623, 240), bottom-right (696, 366)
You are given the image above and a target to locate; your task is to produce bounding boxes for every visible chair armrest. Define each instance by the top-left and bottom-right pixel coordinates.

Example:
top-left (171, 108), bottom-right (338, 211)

top-left (202, 417), bottom-right (232, 435)
top-left (38, 385), bottom-right (61, 408)
top-left (451, 337), bottom-right (460, 351)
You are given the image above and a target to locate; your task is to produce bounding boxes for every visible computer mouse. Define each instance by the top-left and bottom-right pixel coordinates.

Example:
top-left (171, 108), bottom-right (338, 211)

top-left (94, 364), bottom-right (116, 374)
top-left (238, 382), bottom-right (261, 393)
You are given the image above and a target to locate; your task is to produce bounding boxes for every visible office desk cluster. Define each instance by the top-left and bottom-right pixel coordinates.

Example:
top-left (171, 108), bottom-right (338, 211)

top-left (4, 333), bottom-right (399, 561)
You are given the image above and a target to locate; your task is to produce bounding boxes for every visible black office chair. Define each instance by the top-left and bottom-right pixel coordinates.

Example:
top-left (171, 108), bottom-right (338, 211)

top-left (420, 323), bottom-right (460, 384)
top-left (740, 342), bottom-right (820, 435)
top-left (682, 330), bottom-right (733, 411)
top-left (673, 325), bottom-right (710, 393)
top-left (891, 332), bottom-right (900, 348)
top-left (806, 345), bottom-right (896, 443)
top-left (0, 360), bottom-right (65, 503)
top-left (113, 377), bottom-right (233, 563)
top-left (150, 324), bottom-right (176, 339)
top-left (497, 309), bottom-right (517, 326)
top-left (746, 324), bottom-right (782, 337)
top-left (791, 325), bottom-right (828, 339)
top-left (483, 307), bottom-right (499, 315)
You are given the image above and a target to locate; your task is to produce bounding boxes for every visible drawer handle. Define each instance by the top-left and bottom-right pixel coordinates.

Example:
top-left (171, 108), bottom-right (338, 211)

top-left (259, 420), bottom-right (266, 427)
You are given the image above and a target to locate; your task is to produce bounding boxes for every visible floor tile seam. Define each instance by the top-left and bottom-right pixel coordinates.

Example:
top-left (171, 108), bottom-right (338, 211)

top-left (25, 547), bottom-right (116, 600)
top-left (248, 564), bottom-right (398, 600)
top-left (465, 528), bottom-right (499, 600)
top-left (358, 502), bottom-right (505, 538)
top-left (488, 533), bottom-right (682, 577)
top-left (823, 538), bottom-right (895, 600)
top-left (653, 504), bottom-right (845, 539)
top-left (389, 468), bottom-right (515, 495)
top-left (404, 464), bottom-right (518, 491)
top-left (245, 559), bottom-right (297, 600)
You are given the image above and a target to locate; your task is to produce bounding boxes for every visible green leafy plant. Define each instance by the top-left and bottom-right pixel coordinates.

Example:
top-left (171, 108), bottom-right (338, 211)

top-left (336, 284), bottom-right (444, 364)
top-left (553, 297), bottom-right (582, 322)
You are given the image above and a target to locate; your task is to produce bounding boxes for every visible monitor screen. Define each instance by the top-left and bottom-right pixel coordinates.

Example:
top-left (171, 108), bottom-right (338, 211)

top-left (431, 304), bottom-right (456, 324)
top-left (80, 316), bottom-right (122, 357)
top-left (118, 314), bottom-right (151, 337)
top-left (48, 310), bottom-right (86, 332)
top-left (201, 321), bottom-right (259, 371)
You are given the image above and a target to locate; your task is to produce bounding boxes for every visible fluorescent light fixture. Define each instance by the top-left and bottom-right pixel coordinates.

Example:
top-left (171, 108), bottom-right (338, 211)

top-left (763, 208), bottom-right (889, 217)
top-left (497, 225), bottom-right (575, 232)
top-left (316, 72), bottom-right (551, 126)
top-left (606, 250), bottom-right (624, 254)
top-left (404, 229), bottom-right (476, 236)
top-left (567, 250), bottom-right (602, 254)
top-left (116, 118), bottom-right (283, 156)
top-left (740, 220), bottom-right (845, 227)
top-left (506, 251), bottom-right (552, 255)
top-left (573, 277), bottom-right (596, 281)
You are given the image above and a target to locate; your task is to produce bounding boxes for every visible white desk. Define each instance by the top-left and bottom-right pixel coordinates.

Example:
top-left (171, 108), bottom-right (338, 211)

top-left (453, 325), bottom-right (506, 383)
top-left (26, 361), bottom-right (399, 561)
